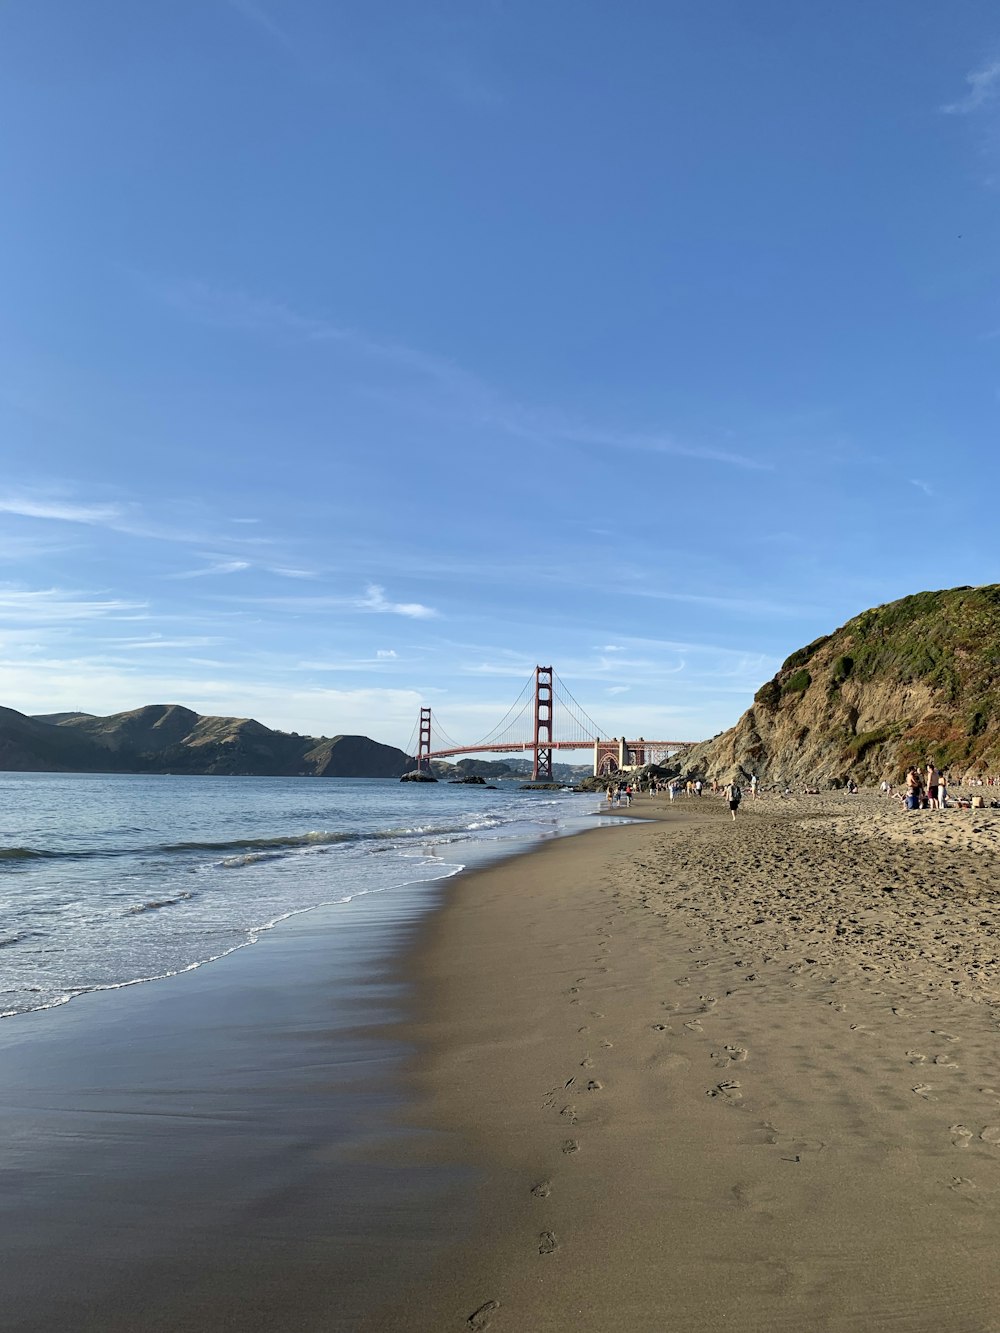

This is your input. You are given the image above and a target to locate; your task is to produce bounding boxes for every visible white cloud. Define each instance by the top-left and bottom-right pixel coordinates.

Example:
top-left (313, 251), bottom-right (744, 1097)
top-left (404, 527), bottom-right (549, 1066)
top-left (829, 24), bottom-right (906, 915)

top-left (357, 584), bottom-right (438, 619)
top-left (942, 59), bottom-right (1000, 115)
top-left (909, 478), bottom-right (933, 497)
top-left (377, 649), bottom-right (398, 658)
top-left (0, 496), bottom-right (123, 525)
top-left (0, 586), bottom-right (148, 623)
top-left (167, 559), bottom-right (252, 580)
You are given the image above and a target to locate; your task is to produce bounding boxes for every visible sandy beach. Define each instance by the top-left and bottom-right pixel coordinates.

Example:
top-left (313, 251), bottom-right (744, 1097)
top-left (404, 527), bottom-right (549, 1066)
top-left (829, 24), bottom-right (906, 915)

top-left (7, 789), bottom-right (1000, 1331)
top-left (370, 791), bottom-right (1000, 1332)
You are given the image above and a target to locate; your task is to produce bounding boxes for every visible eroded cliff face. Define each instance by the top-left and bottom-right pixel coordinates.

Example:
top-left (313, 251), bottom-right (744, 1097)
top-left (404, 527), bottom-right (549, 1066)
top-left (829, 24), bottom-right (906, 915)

top-left (687, 585), bottom-right (1000, 785)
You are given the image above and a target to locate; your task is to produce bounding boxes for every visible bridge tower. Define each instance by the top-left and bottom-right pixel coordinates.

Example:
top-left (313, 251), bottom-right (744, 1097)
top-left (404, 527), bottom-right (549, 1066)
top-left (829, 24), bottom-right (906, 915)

top-left (532, 666), bottom-right (554, 781)
top-left (417, 706), bottom-right (432, 772)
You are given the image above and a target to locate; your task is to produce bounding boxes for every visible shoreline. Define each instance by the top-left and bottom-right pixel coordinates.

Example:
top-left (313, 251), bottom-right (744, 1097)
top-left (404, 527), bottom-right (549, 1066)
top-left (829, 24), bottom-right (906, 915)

top-left (7, 789), bottom-right (1000, 1328)
top-left (367, 791), bottom-right (1000, 1331)
top-left (0, 799), bottom-right (609, 1332)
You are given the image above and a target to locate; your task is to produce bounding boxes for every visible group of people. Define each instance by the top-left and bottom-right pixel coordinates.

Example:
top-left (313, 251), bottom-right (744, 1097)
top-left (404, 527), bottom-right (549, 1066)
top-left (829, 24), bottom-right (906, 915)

top-left (605, 782), bottom-right (634, 807)
top-left (902, 763), bottom-right (948, 810)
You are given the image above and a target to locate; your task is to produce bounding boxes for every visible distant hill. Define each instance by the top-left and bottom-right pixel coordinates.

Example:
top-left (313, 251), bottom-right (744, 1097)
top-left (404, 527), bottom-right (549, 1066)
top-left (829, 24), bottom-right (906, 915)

top-left (0, 704), bottom-right (412, 778)
top-left (685, 585), bottom-right (1000, 785)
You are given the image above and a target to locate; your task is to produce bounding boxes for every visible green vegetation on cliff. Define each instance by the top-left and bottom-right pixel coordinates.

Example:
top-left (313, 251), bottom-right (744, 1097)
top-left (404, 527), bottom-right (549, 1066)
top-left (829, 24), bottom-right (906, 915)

top-left (702, 585), bottom-right (1000, 783)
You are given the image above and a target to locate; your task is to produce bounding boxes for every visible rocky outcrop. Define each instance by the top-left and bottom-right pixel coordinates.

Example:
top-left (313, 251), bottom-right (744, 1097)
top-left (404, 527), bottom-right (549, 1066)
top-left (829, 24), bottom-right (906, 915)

top-left (688, 585), bottom-right (1000, 786)
top-left (4, 705), bottom-right (413, 778)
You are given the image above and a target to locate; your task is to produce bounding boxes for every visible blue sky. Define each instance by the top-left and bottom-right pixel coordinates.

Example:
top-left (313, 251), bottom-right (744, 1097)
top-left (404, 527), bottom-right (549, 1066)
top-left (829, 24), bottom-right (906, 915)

top-left (2, 1), bottom-right (999, 753)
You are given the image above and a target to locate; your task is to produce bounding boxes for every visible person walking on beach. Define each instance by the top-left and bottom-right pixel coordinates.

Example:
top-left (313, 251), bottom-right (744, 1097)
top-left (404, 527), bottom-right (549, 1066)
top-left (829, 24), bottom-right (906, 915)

top-left (724, 780), bottom-right (742, 821)
top-left (750, 774), bottom-right (758, 800)
top-left (939, 770), bottom-right (948, 808)
top-left (905, 767), bottom-right (923, 811)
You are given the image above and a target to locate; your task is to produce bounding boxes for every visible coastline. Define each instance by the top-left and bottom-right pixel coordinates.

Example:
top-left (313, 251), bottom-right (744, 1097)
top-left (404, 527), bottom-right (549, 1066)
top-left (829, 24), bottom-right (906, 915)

top-left (369, 791), bottom-right (1000, 1332)
top-left (8, 789), bottom-right (1000, 1329)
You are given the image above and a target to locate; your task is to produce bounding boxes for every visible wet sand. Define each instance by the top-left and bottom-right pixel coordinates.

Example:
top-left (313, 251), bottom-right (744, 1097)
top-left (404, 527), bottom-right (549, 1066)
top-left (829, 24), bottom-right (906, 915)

top-left (0, 879), bottom-right (470, 1333)
top-left (373, 791), bottom-right (1000, 1332)
top-left (8, 792), bottom-right (1000, 1331)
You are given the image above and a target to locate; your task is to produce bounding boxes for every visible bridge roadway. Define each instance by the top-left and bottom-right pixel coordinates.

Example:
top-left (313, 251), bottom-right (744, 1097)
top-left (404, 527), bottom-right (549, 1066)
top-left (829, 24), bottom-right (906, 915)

top-left (425, 740), bottom-right (691, 759)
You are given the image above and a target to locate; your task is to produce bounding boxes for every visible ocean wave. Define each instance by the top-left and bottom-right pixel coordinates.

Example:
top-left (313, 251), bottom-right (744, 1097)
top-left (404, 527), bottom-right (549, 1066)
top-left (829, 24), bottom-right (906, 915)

top-left (0, 817), bottom-right (524, 867)
top-left (0, 861), bottom-right (469, 1021)
top-left (126, 891), bottom-right (194, 915)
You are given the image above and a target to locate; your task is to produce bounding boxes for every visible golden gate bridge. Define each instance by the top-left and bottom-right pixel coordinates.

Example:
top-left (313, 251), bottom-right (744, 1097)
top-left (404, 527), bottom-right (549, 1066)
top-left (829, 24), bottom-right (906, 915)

top-left (406, 666), bottom-right (695, 779)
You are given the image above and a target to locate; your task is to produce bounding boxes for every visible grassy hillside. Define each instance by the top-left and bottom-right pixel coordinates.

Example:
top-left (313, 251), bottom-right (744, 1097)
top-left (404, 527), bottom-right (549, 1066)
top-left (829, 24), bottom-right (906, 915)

top-left (699, 585), bottom-right (1000, 784)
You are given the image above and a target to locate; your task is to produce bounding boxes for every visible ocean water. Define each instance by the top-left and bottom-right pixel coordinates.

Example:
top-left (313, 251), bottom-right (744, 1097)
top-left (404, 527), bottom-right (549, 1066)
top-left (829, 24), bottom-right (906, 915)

top-left (0, 772), bottom-right (602, 1020)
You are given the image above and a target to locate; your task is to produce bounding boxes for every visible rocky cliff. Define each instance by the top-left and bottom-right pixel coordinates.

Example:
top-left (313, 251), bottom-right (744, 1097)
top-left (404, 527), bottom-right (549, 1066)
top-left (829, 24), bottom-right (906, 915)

top-left (686, 585), bottom-right (1000, 786)
top-left (2, 704), bottom-right (412, 778)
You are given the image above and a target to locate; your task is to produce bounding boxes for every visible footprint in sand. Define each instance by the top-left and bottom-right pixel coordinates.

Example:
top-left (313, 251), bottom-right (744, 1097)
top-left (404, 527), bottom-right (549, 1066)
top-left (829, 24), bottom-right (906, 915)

top-left (560, 1105), bottom-right (577, 1124)
top-left (949, 1176), bottom-right (980, 1202)
top-left (713, 1045), bottom-right (748, 1067)
top-left (530, 1180), bottom-right (552, 1198)
top-left (561, 1139), bottom-right (579, 1154)
top-left (600, 1039), bottom-right (613, 1049)
top-left (468, 1300), bottom-right (501, 1329)
top-left (651, 1023), bottom-right (670, 1033)
top-left (933, 1030), bottom-right (960, 1043)
top-left (586, 1079), bottom-right (603, 1092)
top-left (580, 1055), bottom-right (594, 1068)
top-left (933, 1054), bottom-right (959, 1069)
top-left (708, 1080), bottom-right (744, 1104)
top-left (980, 1087), bottom-right (1000, 1103)
top-left (699, 995), bottom-right (718, 1012)
top-left (578, 1026), bottom-right (590, 1035)
top-left (911, 1084), bottom-right (936, 1100)
top-left (950, 1124), bottom-right (974, 1148)
top-left (980, 1126), bottom-right (1000, 1146)
top-left (538, 1230), bottom-right (559, 1255)
top-left (675, 976), bottom-right (691, 987)
top-left (683, 1019), bottom-right (703, 1034)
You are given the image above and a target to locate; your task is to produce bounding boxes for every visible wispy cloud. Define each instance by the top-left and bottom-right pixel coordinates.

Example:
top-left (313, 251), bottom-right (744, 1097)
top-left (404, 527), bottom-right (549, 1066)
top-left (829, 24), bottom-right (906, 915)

top-left (357, 584), bottom-right (438, 619)
top-left (138, 277), bottom-right (770, 473)
top-left (224, 0), bottom-right (297, 53)
top-left (0, 496), bottom-right (123, 526)
top-left (267, 566), bottom-right (318, 580)
top-left (142, 277), bottom-right (479, 395)
top-left (910, 478), bottom-right (933, 497)
top-left (107, 635), bottom-right (225, 652)
top-left (942, 59), bottom-right (1000, 114)
top-left (167, 559), bottom-right (252, 580)
top-left (377, 649), bottom-right (398, 658)
top-left (551, 424), bottom-right (770, 472)
top-left (0, 586), bottom-right (148, 623)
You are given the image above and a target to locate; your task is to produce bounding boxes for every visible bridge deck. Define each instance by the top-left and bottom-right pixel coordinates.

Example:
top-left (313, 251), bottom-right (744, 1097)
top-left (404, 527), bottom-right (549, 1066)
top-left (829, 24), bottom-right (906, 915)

top-left (426, 740), bottom-right (694, 759)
